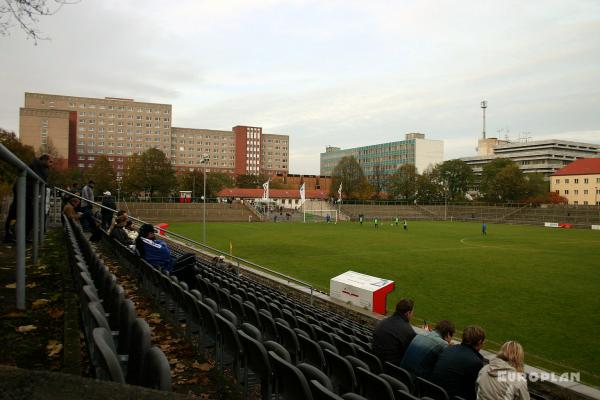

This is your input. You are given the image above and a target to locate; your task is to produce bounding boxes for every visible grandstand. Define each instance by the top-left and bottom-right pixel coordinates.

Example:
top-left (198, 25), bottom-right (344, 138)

top-left (119, 202), bottom-right (256, 222)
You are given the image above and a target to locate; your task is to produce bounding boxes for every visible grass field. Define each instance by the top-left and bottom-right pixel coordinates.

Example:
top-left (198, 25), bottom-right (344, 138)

top-left (169, 220), bottom-right (600, 385)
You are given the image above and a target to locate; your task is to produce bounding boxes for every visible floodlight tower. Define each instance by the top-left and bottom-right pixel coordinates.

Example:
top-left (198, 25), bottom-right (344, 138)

top-left (481, 100), bottom-right (488, 139)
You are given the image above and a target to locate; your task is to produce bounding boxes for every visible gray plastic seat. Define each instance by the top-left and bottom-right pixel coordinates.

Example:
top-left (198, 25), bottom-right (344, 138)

top-left (355, 367), bottom-right (395, 400)
top-left (92, 327), bottom-right (125, 383)
top-left (269, 351), bottom-right (314, 400)
top-left (140, 346), bottom-right (172, 391)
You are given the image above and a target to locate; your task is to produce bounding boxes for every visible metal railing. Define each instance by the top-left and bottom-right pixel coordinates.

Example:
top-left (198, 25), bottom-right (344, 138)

top-left (54, 187), bottom-right (317, 304)
top-left (0, 144), bottom-right (48, 310)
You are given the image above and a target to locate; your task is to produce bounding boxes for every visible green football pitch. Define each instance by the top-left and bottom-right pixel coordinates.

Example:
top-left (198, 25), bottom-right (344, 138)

top-left (168, 220), bottom-right (600, 385)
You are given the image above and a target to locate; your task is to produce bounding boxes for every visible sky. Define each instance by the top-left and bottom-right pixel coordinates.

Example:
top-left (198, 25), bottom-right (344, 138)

top-left (1, 0), bottom-right (599, 174)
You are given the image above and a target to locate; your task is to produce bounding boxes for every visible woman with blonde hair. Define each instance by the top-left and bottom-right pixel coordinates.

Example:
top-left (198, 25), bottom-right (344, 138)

top-left (477, 341), bottom-right (530, 399)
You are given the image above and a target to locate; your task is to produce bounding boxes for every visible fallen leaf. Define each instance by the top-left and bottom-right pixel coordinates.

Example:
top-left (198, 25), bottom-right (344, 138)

top-left (4, 283), bottom-right (16, 289)
top-left (47, 340), bottom-right (63, 357)
top-left (2, 311), bottom-right (26, 318)
top-left (175, 362), bottom-right (185, 370)
top-left (169, 358), bottom-right (179, 365)
top-left (31, 299), bottom-right (50, 309)
top-left (16, 325), bottom-right (37, 333)
top-left (192, 361), bottom-right (212, 372)
top-left (26, 283), bottom-right (37, 288)
top-left (48, 308), bottom-right (64, 319)
top-left (148, 312), bottom-right (161, 319)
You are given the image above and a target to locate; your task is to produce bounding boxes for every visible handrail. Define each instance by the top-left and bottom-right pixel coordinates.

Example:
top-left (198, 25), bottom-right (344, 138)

top-left (54, 187), bottom-right (316, 303)
top-left (1, 144), bottom-right (48, 310)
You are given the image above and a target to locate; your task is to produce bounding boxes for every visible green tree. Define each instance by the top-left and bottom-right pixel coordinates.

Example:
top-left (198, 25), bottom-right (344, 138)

top-left (87, 155), bottom-right (117, 196)
top-left (387, 163), bottom-right (417, 200)
top-left (415, 167), bottom-right (444, 203)
top-left (236, 174), bottom-right (269, 188)
top-left (122, 148), bottom-right (176, 198)
top-left (0, 128), bottom-right (35, 195)
top-left (177, 171), bottom-right (234, 199)
top-left (437, 159), bottom-right (474, 201)
top-left (523, 173), bottom-right (549, 199)
top-left (330, 156), bottom-right (371, 200)
top-left (481, 158), bottom-right (528, 202)
top-left (480, 158), bottom-right (514, 200)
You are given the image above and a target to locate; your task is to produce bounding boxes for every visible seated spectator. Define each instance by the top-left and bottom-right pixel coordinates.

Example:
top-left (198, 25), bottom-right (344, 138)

top-left (400, 320), bottom-right (455, 379)
top-left (477, 341), bottom-right (530, 400)
top-left (109, 215), bottom-right (134, 246)
top-left (135, 224), bottom-right (196, 282)
top-left (431, 325), bottom-right (486, 400)
top-left (124, 220), bottom-right (138, 241)
top-left (372, 299), bottom-right (416, 366)
top-left (63, 197), bottom-right (82, 222)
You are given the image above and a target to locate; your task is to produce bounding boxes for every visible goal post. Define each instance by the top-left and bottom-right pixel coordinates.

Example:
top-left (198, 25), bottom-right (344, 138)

top-left (303, 209), bottom-right (338, 223)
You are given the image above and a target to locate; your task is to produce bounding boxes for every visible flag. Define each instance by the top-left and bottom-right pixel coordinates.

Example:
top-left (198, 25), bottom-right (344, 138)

top-left (299, 183), bottom-right (305, 204)
top-left (229, 240), bottom-right (233, 256)
top-left (337, 182), bottom-right (343, 202)
top-left (262, 179), bottom-right (270, 199)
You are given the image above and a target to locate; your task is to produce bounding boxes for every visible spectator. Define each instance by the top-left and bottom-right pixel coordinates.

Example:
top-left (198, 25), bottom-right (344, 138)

top-left (80, 180), bottom-right (95, 230)
top-left (135, 224), bottom-right (196, 282)
top-left (62, 182), bottom-right (80, 206)
top-left (109, 215), bottom-right (134, 246)
top-left (477, 341), bottom-right (530, 400)
top-left (100, 191), bottom-right (116, 229)
top-left (4, 154), bottom-right (52, 243)
top-left (124, 220), bottom-right (138, 241)
top-left (372, 298), bottom-right (416, 366)
top-left (400, 320), bottom-right (455, 379)
top-left (63, 197), bottom-right (82, 222)
top-left (431, 325), bottom-right (486, 400)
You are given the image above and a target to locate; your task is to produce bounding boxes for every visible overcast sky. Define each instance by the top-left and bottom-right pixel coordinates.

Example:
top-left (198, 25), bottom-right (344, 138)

top-left (1, 0), bottom-right (599, 174)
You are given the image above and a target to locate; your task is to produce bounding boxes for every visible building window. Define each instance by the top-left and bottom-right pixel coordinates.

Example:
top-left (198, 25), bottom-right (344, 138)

top-left (574, 190), bottom-right (579, 195)
top-left (584, 190), bottom-right (588, 195)
top-left (574, 179), bottom-right (579, 183)
top-left (564, 190), bottom-right (569, 195)
top-left (584, 201), bottom-right (588, 205)
top-left (565, 179), bottom-right (570, 184)
top-left (555, 179), bottom-right (560, 184)
top-left (584, 178), bottom-right (588, 183)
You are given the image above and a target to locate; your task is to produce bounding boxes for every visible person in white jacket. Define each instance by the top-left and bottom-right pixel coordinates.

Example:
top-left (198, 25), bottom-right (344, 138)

top-left (477, 341), bottom-right (530, 400)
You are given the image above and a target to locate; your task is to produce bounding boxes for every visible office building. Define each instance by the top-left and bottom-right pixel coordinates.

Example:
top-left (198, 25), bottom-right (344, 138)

top-left (319, 133), bottom-right (444, 185)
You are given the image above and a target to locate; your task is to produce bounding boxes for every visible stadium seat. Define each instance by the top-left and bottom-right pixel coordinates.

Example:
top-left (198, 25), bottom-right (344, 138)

top-left (240, 322), bottom-right (262, 341)
top-left (356, 348), bottom-right (382, 374)
top-left (259, 309), bottom-right (279, 342)
top-left (298, 334), bottom-right (326, 369)
top-left (276, 320), bottom-right (300, 363)
top-left (384, 362), bottom-right (414, 394)
top-left (92, 327), bottom-right (125, 384)
top-left (126, 318), bottom-right (151, 385)
top-left (324, 348), bottom-right (357, 395)
top-left (355, 367), bottom-right (395, 400)
top-left (140, 346), bottom-right (172, 391)
top-left (197, 300), bottom-right (218, 352)
top-left (239, 329), bottom-right (272, 400)
top-left (268, 351), bottom-right (314, 400)
top-left (298, 363), bottom-right (333, 391)
top-left (264, 340), bottom-right (292, 363)
top-left (117, 299), bottom-right (136, 354)
top-left (346, 355), bottom-right (370, 374)
top-left (396, 390), bottom-right (420, 400)
top-left (310, 380), bottom-right (345, 400)
top-left (379, 373), bottom-right (410, 396)
top-left (415, 377), bottom-right (449, 400)
top-left (216, 313), bottom-right (244, 380)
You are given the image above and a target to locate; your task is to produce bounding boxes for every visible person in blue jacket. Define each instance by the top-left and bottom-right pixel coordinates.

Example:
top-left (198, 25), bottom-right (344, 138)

top-left (136, 223), bottom-right (173, 272)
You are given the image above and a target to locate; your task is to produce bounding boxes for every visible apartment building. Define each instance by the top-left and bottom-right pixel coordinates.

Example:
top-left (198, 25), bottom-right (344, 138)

top-left (18, 92), bottom-right (289, 176)
top-left (319, 133), bottom-right (444, 186)
top-left (551, 158), bottom-right (600, 205)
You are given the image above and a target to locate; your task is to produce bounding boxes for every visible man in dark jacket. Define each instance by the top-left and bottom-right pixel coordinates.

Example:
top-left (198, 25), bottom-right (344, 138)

top-left (4, 154), bottom-right (52, 243)
top-left (430, 325), bottom-right (486, 400)
top-left (372, 298), bottom-right (416, 366)
top-left (100, 191), bottom-right (116, 229)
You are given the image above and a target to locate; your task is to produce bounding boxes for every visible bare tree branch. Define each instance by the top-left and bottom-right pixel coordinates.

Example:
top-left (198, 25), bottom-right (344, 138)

top-left (0, 0), bottom-right (80, 44)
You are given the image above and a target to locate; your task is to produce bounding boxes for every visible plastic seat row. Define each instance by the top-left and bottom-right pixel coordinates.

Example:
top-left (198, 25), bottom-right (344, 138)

top-left (62, 216), bottom-right (172, 391)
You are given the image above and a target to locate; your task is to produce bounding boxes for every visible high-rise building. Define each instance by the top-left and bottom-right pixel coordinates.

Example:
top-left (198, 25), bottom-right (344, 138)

top-left (319, 133), bottom-right (444, 185)
top-left (18, 92), bottom-right (289, 176)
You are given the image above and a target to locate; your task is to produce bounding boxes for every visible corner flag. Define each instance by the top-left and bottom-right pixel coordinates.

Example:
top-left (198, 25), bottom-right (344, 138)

top-left (262, 179), bottom-right (270, 200)
top-left (299, 183), bottom-right (305, 205)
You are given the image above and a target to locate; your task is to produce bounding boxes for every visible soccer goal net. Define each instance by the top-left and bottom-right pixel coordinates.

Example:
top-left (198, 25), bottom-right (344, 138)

top-left (303, 209), bottom-right (338, 223)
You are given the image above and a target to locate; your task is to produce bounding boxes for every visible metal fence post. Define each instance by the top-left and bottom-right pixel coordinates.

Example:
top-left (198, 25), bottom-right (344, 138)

top-left (15, 170), bottom-right (27, 310)
top-left (32, 181), bottom-right (39, 264)
top-left (40, 183), bottom-right (46, 244)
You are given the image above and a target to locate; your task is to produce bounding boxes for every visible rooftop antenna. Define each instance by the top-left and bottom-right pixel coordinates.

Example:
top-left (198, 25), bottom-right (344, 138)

top-left (519, 132), bottom-right (532, 143)
top-left (480, 100), bottom-right (488, 139)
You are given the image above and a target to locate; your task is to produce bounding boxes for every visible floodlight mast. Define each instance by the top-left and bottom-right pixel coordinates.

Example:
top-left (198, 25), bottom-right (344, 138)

top-left (200, 153), bottom-right (210, 244)
top-left (481, 100), bottom-right (488, 139)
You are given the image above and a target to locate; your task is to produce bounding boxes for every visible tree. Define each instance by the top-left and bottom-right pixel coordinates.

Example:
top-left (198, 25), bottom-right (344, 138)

top-left (122, 148), bottom-right (176, 198)
top-left (370, 165), bottom-right (387, 199)
top-left (387, 163), bottom-right (417, 200)
top-left (415, 167), bottom-right (444, 203)
top-left (236, 174), bottom-right (269, 189)
top-left (87, 155), bottom-right (117, 195)
top-left (1, 0), bottom-right (78, 44)
top-left (177, 171), bottom-right (234, 199)
top-left (523, 173), bottom-right (548, 199)
top-left (0, 128), bottom-right (35, 194)
top-left (330, 156), bottom-right (371, 200)
top-left (481, 159), bottom-right (528, 202)
top-left (437, 159), bottom-right (474, 201)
